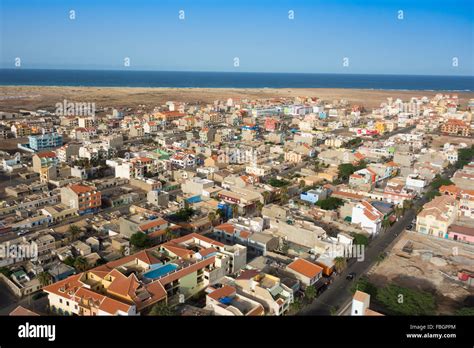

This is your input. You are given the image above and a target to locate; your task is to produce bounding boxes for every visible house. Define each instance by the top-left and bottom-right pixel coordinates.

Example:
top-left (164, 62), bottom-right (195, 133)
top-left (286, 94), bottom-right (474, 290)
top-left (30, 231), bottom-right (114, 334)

top-left (205, 285), bottom-right (264, 316)
top-left (234, 270), bottom-right (293, 316)
top-left (60, 184), bottom-right (101, 215)
top-left (300, 187), bottom-right (328, 204)
top-left (447, 225), bottom-right (474, 244)
top-left (439, 185), bottom-right (474, 219)
top-left (286, 258), bottom-right (323, 287)
top-left (351, 290), bottom-right (383, 316)
top-left (351, 201), bottom-right (384, 235)
top-left (416, 195), bottom-right (458, 239)
top-left (44, 233), bottom-right (246, 316)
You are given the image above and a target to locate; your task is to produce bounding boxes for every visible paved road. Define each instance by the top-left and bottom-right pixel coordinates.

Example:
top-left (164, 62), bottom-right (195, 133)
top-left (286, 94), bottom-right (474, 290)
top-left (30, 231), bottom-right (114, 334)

top-left (298, 208), bottom-right (415, 315)
top-left (298, 165), bottom-right (456, 315)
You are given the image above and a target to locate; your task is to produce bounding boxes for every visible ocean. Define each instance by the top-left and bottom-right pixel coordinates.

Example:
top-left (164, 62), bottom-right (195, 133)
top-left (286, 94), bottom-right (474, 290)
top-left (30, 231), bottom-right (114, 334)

top-left (0, 69), bottom-right (473, 91)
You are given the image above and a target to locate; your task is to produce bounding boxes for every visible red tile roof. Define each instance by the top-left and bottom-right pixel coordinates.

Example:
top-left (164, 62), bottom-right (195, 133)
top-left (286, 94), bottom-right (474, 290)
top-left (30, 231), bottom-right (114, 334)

top-left (287, 258), bottom-right (323, 279)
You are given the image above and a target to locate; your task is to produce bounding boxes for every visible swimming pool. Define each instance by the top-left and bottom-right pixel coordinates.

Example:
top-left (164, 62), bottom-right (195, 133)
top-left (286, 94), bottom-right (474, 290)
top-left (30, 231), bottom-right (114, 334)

top-left (143, 263), bottom-right (178, 279)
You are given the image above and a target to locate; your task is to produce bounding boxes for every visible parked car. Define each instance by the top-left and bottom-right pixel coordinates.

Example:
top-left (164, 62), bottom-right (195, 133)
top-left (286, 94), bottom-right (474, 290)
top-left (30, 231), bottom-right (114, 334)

top-left (346, 272), bottom-right (356, 280)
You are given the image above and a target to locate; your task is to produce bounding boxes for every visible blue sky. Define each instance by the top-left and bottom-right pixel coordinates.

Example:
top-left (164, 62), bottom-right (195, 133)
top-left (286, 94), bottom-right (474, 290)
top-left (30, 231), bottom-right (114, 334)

top-left (1, 0), bottom-right (473, 75)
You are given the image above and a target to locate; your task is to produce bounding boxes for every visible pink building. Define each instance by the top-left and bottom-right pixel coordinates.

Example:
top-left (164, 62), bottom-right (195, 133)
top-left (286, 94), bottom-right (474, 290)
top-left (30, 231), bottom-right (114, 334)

top-left (447, 225), bottom-right (474, 244)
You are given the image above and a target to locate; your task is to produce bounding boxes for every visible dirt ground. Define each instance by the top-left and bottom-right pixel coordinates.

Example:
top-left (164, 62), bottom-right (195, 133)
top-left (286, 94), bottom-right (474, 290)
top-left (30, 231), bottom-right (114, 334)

top-left (367, 230), bottom-right (474, 314)
top-left (430, 135), bottom-right (474, 149)
top-left (1, 86), bottom-right (474, 112)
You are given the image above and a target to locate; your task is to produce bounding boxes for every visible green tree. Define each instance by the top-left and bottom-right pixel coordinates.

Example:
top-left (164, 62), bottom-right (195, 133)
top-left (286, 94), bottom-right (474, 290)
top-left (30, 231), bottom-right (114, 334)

top-left (402, 199), bottom-right (413, 212)
top-left (68, 225), bottom-right (81, 241)
top-left (164, 227), bottom-right (175, 241)
top-left (304, 285), bottom-right (316, 302)
top-left (255, 201), bottom-right (263, 214)
top-left (64, 256), bottom-right (75, 267)
top-left (350, 277), bottom-right (378, 297)
top-left (376, 284), bottom-right (436, 315)
top-left (232, 205), bottom-right (239, 218)
top-left (149, 301), bottom-right (175, 316)
top-left (130, 232), bottom-right (150, 249)
top-left (262, 191), bottom-right (270, 204)
top-left (455, 307), bottom-right (474, 316)
top-left (73, 257), bottom-right (88, 272)
top-left (382, 218), bottom-right (392, 231)
top-left (290, 298), bottom-right (303, 313)
top-left (38, 272), bottom-right (53, 287)
top-left (316, 197), bottom-right (344, 210)
top-left (334, 257), bottom-right (347, 273)
top-left (352, 233), bottom-right (369, 246)
top-left (207, 212), bottom-right (216, 226)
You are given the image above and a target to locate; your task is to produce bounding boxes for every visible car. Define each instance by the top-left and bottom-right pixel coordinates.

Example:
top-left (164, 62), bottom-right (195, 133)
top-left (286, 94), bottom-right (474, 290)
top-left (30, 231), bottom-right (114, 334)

top-left (17, 230), bottom-right (28, 236)
top-left (346, 272), bottom-right (356, 280)
top-left (406, 224), bottom-right (413, 230)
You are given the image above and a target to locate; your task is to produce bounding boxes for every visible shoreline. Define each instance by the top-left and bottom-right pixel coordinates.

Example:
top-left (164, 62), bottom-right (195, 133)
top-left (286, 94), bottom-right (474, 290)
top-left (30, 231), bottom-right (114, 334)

top-left (0, 85), bottom-right (473, 92)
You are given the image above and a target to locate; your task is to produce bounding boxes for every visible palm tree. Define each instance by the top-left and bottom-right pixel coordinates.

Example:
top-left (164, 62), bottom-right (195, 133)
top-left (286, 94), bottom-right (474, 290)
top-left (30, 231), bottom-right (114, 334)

top-left (216, 208), bottom-right (226, 222)
top-left (38, 272), bottom-right (53, 287)
top-left (208, 212), bottom-right (216, 226)
top-left (382, 218), bottom-right (391, 232)
top-left (304, 285), bottom-right (316, 302)
top-left (262, 191), bottom-right (270, 204)
top-left (231, 205), bottom-right (239, 219)
top-left (74, 257), bottom-right (88, 272)
top-left (299, 180), bottom-right (306, 189)
top-left (164, 227), bottom-right (175, 241)
top-left (402, 199), bottom-right (413, 212)
top-left (68, 225), bottom-right (81, 241)
top-left (394, 206), bottom-right (403, 219)
top-left (334, 257), bottom-right (347, 273)
top-left (255, 201), bottom-right (263, 214)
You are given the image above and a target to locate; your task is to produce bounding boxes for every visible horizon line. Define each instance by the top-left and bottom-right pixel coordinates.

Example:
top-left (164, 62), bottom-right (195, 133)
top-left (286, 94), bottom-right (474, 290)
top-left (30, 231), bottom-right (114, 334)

top-left (1, 67), bottom-right (473, 78)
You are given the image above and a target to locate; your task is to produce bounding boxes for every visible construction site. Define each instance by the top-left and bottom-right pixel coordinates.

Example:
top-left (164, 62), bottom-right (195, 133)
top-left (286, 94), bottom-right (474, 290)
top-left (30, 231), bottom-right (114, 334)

top-left (367, 230), bottom-right (474, 314)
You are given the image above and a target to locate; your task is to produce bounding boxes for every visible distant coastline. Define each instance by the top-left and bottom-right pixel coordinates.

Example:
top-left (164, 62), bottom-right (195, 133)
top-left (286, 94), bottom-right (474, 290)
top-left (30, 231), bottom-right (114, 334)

top-left (1, 69), bottom-right (473, 91)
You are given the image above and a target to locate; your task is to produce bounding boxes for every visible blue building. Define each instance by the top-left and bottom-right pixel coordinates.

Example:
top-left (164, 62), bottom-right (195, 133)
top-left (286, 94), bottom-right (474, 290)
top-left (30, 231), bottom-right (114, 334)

top-left (29, 133), bottom-right (63, 151)
top-left (300, 188), bottom-right (328, 204)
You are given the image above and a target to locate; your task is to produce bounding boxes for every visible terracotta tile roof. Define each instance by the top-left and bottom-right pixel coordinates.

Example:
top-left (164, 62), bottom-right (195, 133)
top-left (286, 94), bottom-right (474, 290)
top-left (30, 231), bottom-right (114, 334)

top-left (207, 285), bottom-right (235, 301)
top-left (162, 242), bottom-right (194, 259)
top-left (69, 184), bottom-right (95, 194)
top-left (360, 201), bottom-right (384, 222)
top-left (37, 151), bottom-right (57, 158)
top-left (287, 258), bottom-right (323, 279)
top-left (214, 223), bottom-right (235, 235)
top-left (353, 290), bottom-right (370, 303)
top-left (236, 269), bottom-right (260, 280)
top-left (158, 256), bottom-right (215, 285)
top-left (139, 218), bottom-right (168, 232)
top-left (199, 247), bottom-right (217, 257)
top-left (9, 305), bottom-right (39, 316)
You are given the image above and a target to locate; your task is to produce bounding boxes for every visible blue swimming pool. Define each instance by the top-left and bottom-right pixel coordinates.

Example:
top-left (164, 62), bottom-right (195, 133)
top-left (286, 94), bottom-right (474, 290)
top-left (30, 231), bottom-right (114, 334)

top-left (143, 263), bottom-right (178, 279)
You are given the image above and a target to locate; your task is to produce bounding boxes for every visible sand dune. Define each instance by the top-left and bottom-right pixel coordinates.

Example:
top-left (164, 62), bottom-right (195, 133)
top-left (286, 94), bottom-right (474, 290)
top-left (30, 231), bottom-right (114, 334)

top-left (1, 86), bottom-right (473, 112)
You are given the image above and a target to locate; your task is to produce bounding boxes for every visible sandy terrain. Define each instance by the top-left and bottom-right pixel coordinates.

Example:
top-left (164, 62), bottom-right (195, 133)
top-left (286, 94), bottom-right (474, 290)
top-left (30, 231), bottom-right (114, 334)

top-left (367, 231), bottom-right (474, 314)
top-left (1, 86), bottom-right (474, 112)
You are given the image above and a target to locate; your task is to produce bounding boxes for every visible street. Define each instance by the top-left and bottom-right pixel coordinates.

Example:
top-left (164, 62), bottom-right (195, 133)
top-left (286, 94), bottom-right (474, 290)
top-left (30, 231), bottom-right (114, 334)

top-left (298, 164), bottom-right (456, 316)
